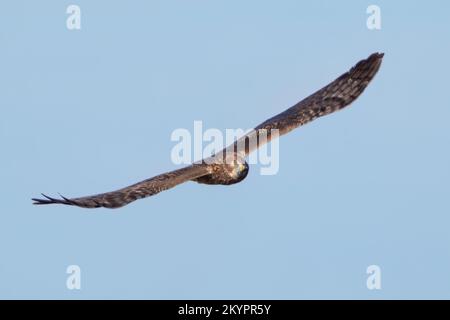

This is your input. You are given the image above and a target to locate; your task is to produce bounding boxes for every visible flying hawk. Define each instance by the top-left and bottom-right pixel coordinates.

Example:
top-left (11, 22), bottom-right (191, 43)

top-left (32, 52), bottom-right (384, 209)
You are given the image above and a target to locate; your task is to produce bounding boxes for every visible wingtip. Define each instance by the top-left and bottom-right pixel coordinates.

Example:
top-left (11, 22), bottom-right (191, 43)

top-left (31, 193), bottom-right (75, 206)
top-left (370, 52), bottom-right (384, 60)
top-left (31, 198), bottom-right (45, 205)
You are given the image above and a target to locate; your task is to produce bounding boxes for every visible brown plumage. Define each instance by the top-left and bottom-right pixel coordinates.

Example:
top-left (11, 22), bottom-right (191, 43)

top-left (32, 52), bottom-right (383, 209)
top-left (231, 52), bottom-right (384, 154)
top-left (34, 165), bottom-right (211, 209)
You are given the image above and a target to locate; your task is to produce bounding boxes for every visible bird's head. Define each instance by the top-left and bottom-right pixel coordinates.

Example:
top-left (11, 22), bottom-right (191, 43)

top-left (230, 158), bottom-right (249, 183)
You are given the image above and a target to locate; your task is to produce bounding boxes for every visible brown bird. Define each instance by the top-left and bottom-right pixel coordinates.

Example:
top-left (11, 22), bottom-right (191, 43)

top-left (32, 52), bottom-right (384, 209)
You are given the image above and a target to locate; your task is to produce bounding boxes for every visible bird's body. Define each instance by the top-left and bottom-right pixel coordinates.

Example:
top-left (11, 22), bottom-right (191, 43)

top-left (33, 53), bottom-right (384, 209)
top-left (193, 154), bottom-right (249, 185)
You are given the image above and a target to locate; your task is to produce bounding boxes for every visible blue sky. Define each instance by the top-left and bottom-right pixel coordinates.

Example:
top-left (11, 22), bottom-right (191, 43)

top-left (1, 0), bottom-right (450, 299)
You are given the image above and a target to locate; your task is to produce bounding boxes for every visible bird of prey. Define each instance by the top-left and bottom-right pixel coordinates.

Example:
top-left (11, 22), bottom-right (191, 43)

top-left (32, 52), bottom-right (384, 209)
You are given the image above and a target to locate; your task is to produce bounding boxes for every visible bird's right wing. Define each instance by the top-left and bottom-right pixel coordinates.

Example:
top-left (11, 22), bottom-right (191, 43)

top-left (32, 164), bottom-right (212, 209)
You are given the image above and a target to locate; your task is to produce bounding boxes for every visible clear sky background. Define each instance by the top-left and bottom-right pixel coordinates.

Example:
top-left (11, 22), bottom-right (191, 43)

top-left (1, 1), bottom-right (450, 299)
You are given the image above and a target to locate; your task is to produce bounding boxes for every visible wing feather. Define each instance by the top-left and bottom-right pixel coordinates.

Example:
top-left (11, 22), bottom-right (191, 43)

top-left (32, 164), bottom-right (211, 209)
top-left (229, 52), bottom-right (384, 155)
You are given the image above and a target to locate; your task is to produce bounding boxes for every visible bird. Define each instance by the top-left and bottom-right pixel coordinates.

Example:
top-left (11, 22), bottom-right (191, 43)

top-left (32, 52), bottom-right (384, 209)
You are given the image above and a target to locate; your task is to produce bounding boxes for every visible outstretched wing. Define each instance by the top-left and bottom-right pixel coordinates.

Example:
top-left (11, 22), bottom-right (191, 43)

top-left (32, 164), bottom-right (211, 209)
top-left (229, 52), bottom-right (384, 155)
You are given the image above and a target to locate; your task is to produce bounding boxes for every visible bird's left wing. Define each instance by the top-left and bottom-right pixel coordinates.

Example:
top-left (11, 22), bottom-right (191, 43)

top-left (32, 164), bottom-right (211, 209)
top-left (225, 52), bottom-right (383, 156)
